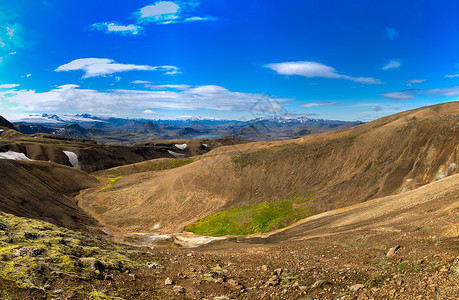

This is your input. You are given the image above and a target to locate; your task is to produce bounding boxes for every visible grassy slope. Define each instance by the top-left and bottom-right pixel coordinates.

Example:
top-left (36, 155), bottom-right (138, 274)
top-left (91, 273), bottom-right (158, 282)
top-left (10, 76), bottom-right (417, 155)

top-left (185, 192), bottom-right (314, 236)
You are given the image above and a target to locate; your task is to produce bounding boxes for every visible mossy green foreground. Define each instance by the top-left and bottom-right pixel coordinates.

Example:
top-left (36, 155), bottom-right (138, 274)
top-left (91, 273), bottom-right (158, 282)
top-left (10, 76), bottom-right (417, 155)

top-left (185, 192), bottom-right (315, 236)
top-left (0, 212), bottom-right (140, 290)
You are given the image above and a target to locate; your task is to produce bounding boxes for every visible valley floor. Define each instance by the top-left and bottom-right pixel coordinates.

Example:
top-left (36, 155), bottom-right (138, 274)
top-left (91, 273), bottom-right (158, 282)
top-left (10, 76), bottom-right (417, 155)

top-left (1, 176), bottom-right (457, 299)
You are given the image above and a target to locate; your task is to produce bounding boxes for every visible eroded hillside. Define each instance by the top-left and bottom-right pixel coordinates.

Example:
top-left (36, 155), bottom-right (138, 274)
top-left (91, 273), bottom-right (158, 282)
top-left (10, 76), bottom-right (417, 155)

top-left (80, 102), bottom-right (459, 234)
top-left (0, 160), bottom-right (100, 232)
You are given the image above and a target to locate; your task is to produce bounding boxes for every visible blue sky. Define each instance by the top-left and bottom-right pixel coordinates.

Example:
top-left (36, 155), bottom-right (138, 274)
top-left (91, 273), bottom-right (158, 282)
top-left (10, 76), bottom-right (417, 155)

top-left (0, 0), bottom-right (458, 121)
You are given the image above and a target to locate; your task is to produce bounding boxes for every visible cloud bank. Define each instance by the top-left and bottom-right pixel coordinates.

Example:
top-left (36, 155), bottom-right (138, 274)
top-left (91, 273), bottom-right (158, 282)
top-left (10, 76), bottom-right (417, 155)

top-left (0, 84), bottom-right (289, 115)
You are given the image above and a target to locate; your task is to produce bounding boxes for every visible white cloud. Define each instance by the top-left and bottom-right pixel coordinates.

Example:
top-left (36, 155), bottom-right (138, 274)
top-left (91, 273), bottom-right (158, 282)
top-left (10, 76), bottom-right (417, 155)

top-left (183, 16), bottom-right (217, 22)
top-left (406, 79), bottom-right (425, 87)
top-left (1, 84), bottom-right (289, 114)
top-left (8, 51), bottom-right (16, 55)
top-left (92, 1), bottom-right (217, 36)
top-left (265, 61), bottom-right (381, 84)
top-left (160, 65), bottom-right (180, 75)
top-left (55, 58), bottom-right (179, 78)
top-left (143, 109), bottom-right (156, 114)
top-left (406, 79), bottom-right (426, 84)
top-left (300, 101), bottom-right (338, 108)
top-left (6, 26), bottom-right (14, 39)
top-left (132, 80), bottom-right (151, 84)
top-left (26, 74), bottom-right (31, 77)
top-left (136, 1), bottom-right (216, 25)
top-left (145, 84), bottom-right (190, 90)
top-left (382, 60), bottom-right (402, 70)
top-left (92, 22), bottom-right (142, 35)
top-left (380, 90), bottom-right (418, 100)
top-left (385, 27), bottom-right (398, 40)
top-left (445, 74), bottom-right (459, 78)
top-left (381, 86), bottom-right (459, 100)
top-left (140, 1), bottom-right (179, 18)
top-left (0, 84), bottom-right (20, 89)
top-left (0, 38), bottom-right (5, 47)
top-left (426, 86), bottom-right (459, 97)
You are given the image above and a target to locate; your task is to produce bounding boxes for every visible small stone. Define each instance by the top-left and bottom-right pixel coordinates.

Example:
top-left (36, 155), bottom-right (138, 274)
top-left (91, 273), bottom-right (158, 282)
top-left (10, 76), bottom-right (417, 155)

top-left (146, 262), bottom-right (160, 269)
top-left (227, 279), bottom-right (238, 286)
top-left (128, 274), bottom-right (136, 281)
top-left (439, 266), bottom-right (449, 272)
top-left (386, 245), bottom-right (401, 258)
top-left (173, 285), bottom-right (185, 293)
top-left (165, 277), bottom-right (174, 285)
top-left (261, 265), bottom-right (269, 272)
top-left (349, 284), bottom-right (365, 292)
top-left (266, 275), bottom-right (280, 287)
top-left (416, 259), bottom-right (425, 265)
top-left (53, 289), bottom-right (64, 294)
top-left (311, 279), bottom-right (332, 289)
top-left (216, 277), bottom-right (225, 283)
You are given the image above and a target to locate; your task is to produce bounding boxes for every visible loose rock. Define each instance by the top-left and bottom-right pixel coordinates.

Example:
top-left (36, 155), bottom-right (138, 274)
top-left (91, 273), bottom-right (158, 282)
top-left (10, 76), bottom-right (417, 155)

top-left (349, 283), bottom-right (365, 292)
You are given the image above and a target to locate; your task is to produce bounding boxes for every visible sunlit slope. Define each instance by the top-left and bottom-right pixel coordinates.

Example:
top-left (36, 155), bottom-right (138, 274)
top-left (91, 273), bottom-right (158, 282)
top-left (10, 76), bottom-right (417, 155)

top-left (80, 102), bottom-right (459, 234)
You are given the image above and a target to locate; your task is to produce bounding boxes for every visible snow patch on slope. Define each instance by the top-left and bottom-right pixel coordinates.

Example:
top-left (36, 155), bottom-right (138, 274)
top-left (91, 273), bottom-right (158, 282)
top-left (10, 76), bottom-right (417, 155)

top-left (63, 151), bottom-right (78, 168)
top-left (0, 151), bottom-right (31, 161)
top-left (174, 143), bottom-right (187, 150)
top-left (168, 150), bottom-right (186, 159)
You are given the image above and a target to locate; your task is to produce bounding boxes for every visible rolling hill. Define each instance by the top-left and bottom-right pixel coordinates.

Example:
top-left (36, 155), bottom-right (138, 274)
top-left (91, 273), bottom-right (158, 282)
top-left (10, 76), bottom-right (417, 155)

top-left (79, 102), bottom-right (459, 235)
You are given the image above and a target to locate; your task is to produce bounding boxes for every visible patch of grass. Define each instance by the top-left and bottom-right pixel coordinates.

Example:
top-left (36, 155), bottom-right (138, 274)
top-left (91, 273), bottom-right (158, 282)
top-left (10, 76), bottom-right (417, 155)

top-left (89, 290), bottom-right (125, 300)
top-left (397, 262), bottom-right (408, 271)
top-left (185, 192), bottom-right (315, 236)
top-left (364, 275), bottom-right (384, 289)
top-left (101, 176), bottom-right (122, 190)
top-left (372, 122), bottom-right (387, 129)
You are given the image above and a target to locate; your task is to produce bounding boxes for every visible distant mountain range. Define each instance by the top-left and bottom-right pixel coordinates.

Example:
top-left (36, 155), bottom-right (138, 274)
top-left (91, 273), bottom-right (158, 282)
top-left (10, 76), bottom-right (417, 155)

top-left (10, 113), bottom-right (364, 144)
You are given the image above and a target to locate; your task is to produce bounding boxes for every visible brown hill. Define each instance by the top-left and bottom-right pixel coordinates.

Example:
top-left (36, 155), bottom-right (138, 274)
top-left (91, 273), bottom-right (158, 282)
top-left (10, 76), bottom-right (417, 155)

top-left (78, 102), bottom-right (459, 234)
top-left (0, 160), bottom-right (100, 232)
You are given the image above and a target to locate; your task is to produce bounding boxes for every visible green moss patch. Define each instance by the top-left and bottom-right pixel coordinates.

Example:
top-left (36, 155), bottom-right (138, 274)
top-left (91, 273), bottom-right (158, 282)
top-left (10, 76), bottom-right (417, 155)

top-left (185, 192), bottom-right (314, 236)
top-left (0, 212), bottom-right (140, 290)
top-left (101, 176), bottom-right (122, 190)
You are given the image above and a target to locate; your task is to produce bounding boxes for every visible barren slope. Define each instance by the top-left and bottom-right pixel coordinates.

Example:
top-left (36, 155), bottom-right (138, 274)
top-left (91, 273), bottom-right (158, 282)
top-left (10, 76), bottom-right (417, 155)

top-left (79, 102), bottom-right (459, 234)
top-left (0, 160), bottom-right (101, 232)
